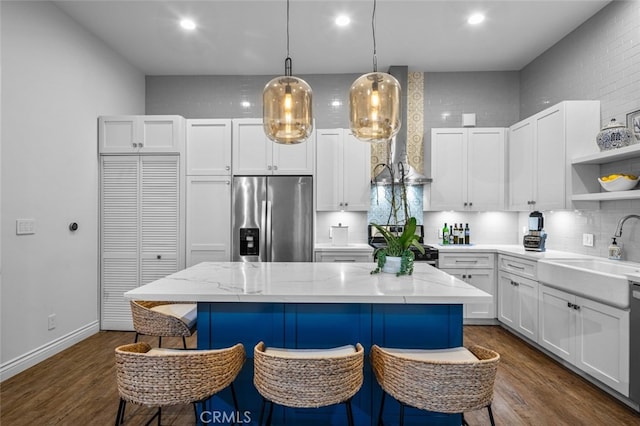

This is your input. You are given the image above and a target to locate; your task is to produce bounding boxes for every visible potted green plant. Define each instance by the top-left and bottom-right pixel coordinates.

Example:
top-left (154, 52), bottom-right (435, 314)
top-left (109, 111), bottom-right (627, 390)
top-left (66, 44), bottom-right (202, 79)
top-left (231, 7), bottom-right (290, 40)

top-left (370, 216), bottom-right (425, 276)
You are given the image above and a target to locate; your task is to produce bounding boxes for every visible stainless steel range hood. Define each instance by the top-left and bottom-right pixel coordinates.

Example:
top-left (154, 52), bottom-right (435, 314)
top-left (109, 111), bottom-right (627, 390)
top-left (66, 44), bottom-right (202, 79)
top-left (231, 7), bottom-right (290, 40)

top-left (371, 66), bottom-right (431, 186)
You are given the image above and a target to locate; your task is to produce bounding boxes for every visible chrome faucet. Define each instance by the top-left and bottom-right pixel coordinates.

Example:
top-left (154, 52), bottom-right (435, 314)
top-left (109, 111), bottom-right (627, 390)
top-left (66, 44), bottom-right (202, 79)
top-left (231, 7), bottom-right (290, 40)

top-left (613, 214), bottom-right (640, 238)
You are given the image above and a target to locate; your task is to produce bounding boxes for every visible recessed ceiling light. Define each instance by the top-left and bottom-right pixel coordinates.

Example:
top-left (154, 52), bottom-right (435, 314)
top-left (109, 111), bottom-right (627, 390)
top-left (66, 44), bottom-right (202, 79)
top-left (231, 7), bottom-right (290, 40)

top-left (335, 15), bottom-right (351, 27)
top-left (180, 19), bottom-right (197, 31)
top-left (467, 13), bottom-right (485, 25)
top-left (331, 100), bottom-right (342, 107)
top-left (241, 101), bottom-right (251, 108)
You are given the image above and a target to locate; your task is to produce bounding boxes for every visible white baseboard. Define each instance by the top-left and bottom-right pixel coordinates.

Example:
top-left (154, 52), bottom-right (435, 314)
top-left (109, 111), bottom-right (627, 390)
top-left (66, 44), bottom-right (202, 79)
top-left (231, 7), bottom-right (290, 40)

top-left (0, 321), bottom-right (100, 382)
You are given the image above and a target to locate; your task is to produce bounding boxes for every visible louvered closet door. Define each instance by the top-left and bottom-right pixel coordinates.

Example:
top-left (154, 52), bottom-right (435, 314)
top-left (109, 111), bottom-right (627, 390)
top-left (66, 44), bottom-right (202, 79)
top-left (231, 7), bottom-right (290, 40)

top-left (139, 156), bottom-right (180, 285)
top-left (101, 156), bottom-right (140, 330)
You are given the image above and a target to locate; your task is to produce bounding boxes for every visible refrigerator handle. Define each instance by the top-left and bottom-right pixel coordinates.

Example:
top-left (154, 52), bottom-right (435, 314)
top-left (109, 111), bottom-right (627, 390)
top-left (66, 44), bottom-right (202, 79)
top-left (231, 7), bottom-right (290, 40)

top-left (260, 200), bottom-right (267, 262)
top-left (265, 200), bottom-right (273, 262)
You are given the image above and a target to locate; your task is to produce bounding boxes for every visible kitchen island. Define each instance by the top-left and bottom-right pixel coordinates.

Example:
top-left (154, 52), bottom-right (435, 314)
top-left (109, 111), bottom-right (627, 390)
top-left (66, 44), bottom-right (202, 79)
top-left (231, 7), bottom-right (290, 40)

top-left (125, 262), bottom-right (491, 426)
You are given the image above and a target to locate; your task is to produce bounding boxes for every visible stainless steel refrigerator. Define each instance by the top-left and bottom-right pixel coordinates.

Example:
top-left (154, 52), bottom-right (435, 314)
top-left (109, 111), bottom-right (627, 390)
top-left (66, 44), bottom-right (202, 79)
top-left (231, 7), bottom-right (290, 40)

top-left (232, 176), bottom-right (313, 262)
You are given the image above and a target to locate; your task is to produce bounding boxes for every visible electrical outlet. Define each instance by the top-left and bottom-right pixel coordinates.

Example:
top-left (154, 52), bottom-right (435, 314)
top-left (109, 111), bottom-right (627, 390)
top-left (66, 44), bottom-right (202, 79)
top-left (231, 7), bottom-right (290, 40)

top-left (48, 314), bottom-right (56, 330)
top-left (582, 233), bottom-right (594, 247)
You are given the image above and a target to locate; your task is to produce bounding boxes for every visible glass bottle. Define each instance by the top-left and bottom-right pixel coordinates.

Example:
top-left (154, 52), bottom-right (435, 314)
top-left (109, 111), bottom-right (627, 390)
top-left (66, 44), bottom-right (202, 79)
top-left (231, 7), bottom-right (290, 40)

top-left (442, 223), bottom-right (449, 245)
top-left (464, 223), bottom-right (470, 245)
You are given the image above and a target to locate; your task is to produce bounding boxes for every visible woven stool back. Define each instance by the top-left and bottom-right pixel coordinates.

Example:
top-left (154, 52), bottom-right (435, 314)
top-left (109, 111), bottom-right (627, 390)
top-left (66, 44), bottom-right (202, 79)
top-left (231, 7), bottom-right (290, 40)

top-left (371, 344), bottom-right (500, 413)
top-left (253, 342), bottom-right (364, 409)
top-left (130, 301), bottom-right (195, 338)
top-left (115, 342), bottom-right (245, 407)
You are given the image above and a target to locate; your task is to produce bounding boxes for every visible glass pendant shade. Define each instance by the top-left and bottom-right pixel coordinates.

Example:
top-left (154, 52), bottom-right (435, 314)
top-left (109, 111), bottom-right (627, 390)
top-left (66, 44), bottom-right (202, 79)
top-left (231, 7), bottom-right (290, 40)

top-left (349, 72), bottom-right (401, 143)
top-left (263, 75), bottom-right (313, 144)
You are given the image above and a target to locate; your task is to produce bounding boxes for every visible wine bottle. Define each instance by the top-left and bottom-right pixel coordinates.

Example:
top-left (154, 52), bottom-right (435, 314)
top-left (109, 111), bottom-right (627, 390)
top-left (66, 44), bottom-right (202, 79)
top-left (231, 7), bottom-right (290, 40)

top-left (453, 223), bottom-right (459, 244)
top-left (464, 223), bottom-right (470, 245)
top-left (442, 223), bottom-right (449, 245)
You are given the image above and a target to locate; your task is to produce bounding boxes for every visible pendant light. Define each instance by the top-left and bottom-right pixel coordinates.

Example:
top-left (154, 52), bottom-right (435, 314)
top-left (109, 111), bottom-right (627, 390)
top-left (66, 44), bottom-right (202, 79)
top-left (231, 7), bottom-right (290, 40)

top-left (263, 0), bottom-right (313, 145)
top-left (349, 0), bottom-right (401, 143)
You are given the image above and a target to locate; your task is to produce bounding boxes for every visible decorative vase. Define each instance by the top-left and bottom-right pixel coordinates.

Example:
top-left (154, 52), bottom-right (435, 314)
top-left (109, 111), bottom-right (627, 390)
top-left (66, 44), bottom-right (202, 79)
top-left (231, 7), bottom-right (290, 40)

top-left (596, 118), bottom-right (634, 151)
top-left (382, 256), bottom-right (402, 274)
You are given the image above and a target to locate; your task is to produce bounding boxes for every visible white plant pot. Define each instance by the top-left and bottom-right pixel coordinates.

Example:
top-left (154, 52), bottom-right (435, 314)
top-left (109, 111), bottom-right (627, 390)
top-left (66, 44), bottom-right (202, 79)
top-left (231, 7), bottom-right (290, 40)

top-left (382, 256), bottom-right (402, 274)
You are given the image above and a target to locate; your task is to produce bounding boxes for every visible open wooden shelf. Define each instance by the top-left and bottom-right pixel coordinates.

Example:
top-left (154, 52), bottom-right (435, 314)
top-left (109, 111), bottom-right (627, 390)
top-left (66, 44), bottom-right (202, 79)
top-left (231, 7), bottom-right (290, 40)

top-left (572, 144), bottom-right (640, 165)
top-left (572, 189), bottom-right (640, 201)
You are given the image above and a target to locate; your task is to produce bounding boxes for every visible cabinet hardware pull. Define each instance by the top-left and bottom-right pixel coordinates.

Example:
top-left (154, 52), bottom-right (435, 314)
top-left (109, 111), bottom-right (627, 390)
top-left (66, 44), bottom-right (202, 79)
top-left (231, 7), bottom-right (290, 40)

top-left (469, 202), bottom-right (473, 207)
top-left (344, 202), bottom-right (348, 206)
top-left (274, 165), bottom-right (278, 170)
top-left (268, 165), bottom-right (272, 170)
top-left (132, 143), bottom-right (138, 148)
top-left (464, 202), bottom-right (468, 206)
top-left (157, 255), bottom-right (162, 260)
top-left (567, 302), bottom-right (573, 308)
top-left (226, 181), bottom-right (230, 185)
top-left (468, 275), bottom-right (472, 279)
top-left (455, 260), bottom-right (479, 263)
top-left (573, 304), bottom-right (580, 310)
top-left (225, 166), bottom-right (230, 170)
top-left (507, 263), bottom-right (525, 270)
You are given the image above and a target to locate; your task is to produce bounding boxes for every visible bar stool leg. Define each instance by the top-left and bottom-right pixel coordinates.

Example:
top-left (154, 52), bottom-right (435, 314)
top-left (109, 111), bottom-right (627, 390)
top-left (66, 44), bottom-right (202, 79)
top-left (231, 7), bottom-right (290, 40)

top-left (183, 336), bottom-right (188, 349)
top-left (487, 403), bottom-right (496, 426)
top-left (115, 398), bottom-right (126, 425)
top-left (229, 383), bottom-right (240, 426)
top-left (158, 336), bottom-right (162, 348)
top-left (399, 403), bottom-right (405, 426)
top-left (377, 392), bottom-right (386, 426)
top-left (266, 400), bottom-right (274, 426)
top-left (258, 398), bottom-right (266, 426)
top-left (134, 333), bottom-right (139, 343)
top-left (345, 398), bottom-right (354, 426)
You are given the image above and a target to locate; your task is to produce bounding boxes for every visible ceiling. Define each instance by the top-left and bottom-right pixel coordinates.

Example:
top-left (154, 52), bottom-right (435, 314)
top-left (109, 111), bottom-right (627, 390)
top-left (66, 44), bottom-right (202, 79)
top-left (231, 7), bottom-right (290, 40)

top-left (54, 0), bottom-right (611, 76)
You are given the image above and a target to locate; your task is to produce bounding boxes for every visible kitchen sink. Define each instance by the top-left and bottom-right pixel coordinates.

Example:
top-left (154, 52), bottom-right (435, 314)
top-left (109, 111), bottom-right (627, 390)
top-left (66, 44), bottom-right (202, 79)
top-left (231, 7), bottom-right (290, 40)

top-left (537, 257), bottom-right (640, 309)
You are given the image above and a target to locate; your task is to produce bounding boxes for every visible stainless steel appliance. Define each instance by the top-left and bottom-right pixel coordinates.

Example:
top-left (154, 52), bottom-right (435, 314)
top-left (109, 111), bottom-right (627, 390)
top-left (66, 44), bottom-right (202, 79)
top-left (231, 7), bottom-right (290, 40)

top-left (523, 211), bottom-right (547, 252)
top-left (232, 176), bottom-right (313, 262)
top-left (368, 224), bottom-right (439, 267)
top-left (630, 280), bottom-right (640, 411)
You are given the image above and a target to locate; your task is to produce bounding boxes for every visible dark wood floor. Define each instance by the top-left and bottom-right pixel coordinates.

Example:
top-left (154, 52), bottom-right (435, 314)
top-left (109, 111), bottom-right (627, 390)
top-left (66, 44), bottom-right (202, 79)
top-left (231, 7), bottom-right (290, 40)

top-left (1, 326), bottom-right (638, 425)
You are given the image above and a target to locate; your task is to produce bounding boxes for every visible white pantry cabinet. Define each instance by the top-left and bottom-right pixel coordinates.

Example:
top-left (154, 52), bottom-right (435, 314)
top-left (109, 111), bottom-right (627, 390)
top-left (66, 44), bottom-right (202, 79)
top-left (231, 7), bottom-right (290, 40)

top-left (508, 101), bottom-right (600, 211)
top-left (99, 115), bottom-right (184, 154)
top-left (538, 284), bottom-right (629, 396)
top-left (186, 119), bottom-right (232, 175)
top-left (232, 118), bottom-right (314, 175)
top-left (431, 128), bottom-right (506, 211)
top-left (100, 155), bottom-right (184, 330)
top-left (316, 129), bottom-right (371, 211)
top-left (439, 252), bottom-right (496, 320)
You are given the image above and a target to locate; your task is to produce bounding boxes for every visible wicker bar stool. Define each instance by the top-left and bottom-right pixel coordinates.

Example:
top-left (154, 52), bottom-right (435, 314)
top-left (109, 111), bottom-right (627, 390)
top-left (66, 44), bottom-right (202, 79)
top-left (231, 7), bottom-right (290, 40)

top-left (253, 341), bottom-right (364, 426)
top-left (114, 341), bottom-right (245, 425)
top-left (130, 300), bottom-right (197, 348)
top-left (371, 344), bottom-right (500, 426)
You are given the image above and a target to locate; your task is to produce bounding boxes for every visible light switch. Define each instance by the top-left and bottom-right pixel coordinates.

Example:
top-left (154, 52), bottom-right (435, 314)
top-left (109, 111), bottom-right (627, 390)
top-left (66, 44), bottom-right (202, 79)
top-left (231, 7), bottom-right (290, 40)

top-left (582, 233), bottom-right (594, 247)
top-left (16, 219), bottom-right (35, 235)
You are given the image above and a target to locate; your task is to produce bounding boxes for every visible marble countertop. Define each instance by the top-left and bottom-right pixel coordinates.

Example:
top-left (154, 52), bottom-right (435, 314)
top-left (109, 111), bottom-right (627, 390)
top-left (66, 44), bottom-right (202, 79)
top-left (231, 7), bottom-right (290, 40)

top-left (124, 262), bottom-right (491, 304)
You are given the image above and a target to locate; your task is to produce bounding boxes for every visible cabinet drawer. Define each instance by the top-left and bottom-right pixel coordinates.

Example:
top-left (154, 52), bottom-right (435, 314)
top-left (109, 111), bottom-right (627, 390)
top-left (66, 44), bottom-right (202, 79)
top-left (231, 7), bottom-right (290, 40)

top-left (315, 252), bottom-right (373, 263)
top-left (498, 255), bottom-right (537, 279)
top-left (438, 253), bottom-right (495, 269)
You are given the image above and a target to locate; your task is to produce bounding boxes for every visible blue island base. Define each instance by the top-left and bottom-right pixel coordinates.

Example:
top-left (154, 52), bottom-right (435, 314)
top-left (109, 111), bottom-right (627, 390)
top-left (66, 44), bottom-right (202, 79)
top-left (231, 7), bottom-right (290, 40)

top-left (197, 302), bottom-right (463, 426)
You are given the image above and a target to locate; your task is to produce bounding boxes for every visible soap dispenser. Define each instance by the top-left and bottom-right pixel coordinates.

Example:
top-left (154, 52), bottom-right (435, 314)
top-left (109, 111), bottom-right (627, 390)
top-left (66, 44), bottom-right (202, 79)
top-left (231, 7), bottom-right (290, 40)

top-left (608, 237), bottom-right (623, 260)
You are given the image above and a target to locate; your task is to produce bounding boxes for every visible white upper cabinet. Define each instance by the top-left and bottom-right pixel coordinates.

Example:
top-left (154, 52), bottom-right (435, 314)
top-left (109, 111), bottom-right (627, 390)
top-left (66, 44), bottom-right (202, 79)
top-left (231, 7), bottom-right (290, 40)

top-left (508, 101), bottom-right (600, 211)
top-left (316, 129), bottom-right (371, 211)
top-left (99, 115), bottom-right (184, 154)
top-left (431, 128), bottom-right (506, 211)
top-left (186, 119), bottom-right (232, 175)
top-left (232, 118), bottom-right (314, 175)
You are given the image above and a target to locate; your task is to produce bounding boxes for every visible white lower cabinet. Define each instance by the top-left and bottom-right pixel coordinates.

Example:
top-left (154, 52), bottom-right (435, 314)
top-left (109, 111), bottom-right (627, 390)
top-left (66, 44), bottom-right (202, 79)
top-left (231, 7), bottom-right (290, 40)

top-left (538, 284), bottom-right (630, 396)
top-left (439, 253), bottom-right (496, 320)
top-left (497, 270), bottom-right (538, 341)
top-left (186, 176), bottom-right (231, 266)
top-left (314, 245), bottom-right (374, 263)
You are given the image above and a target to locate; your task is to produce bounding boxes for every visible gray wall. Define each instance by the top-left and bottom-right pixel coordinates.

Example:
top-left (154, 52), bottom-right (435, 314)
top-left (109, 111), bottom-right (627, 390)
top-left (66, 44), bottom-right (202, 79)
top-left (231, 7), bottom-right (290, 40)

top-left (146, 73), bottom-right (359, 128)
top-left (520, 0), bottom-right (640, 124)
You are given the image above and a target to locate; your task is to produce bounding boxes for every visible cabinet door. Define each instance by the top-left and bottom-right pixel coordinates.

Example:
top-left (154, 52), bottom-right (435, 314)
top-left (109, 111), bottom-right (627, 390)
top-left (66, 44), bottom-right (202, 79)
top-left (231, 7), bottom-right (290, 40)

top-left (534, 105), bottom-right (566, 210)
top-left (342, 132), bottom-right (371, 211)
top-left (101, 156), bottom-right (140, 330)
top-left (467, 128), bottom-right (506, 211)
top-left (139, 156), bottom-right (181, 284)
top-left (464, 269), bottom-right (495, 319)
top-left (575, 297), bottom-right (630, 396)
top-left (99, 116), bottom-right (137, 153)
top-left (273, 132), bottom-right (314, 174)
top-left (233, 119), bottom-right (271, 174)
top-left (498, 272), bottom-right (518, 329)
top-left (539, 285), bottom-right (575, 362)
top-left (186, 176), bottom-right (232, 266)
top-left (508, 120), bottom-right (534, 210)
top-left (138, 116), bottom-right (183, 153)
top-left (431, 129), bottom-right (466, 210)
top-left (186, 119), bottom-right (232, 175)
top-left (516, 276), bottom-right (539, 341)
top-left (316, 129), bottom-right (343, 211)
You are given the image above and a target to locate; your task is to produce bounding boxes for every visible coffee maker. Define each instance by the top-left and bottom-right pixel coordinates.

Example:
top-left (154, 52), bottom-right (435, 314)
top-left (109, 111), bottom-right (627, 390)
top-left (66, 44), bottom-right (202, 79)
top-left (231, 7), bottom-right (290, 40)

top-left (523, 211), bottom-right (547, 252)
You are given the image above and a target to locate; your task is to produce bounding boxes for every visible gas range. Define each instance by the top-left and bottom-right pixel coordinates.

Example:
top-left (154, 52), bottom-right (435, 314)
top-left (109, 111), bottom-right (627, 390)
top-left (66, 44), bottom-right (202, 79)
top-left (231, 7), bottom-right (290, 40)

top-left (367, 224), bottom-right (439, 266)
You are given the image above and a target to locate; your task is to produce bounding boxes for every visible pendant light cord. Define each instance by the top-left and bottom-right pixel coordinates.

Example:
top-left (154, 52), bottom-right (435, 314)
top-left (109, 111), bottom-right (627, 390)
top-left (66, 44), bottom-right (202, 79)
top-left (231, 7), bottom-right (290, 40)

top-left (372, 0), bottom-right (377, 72)
top-left (284, 0), bottom-right (292, 76)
